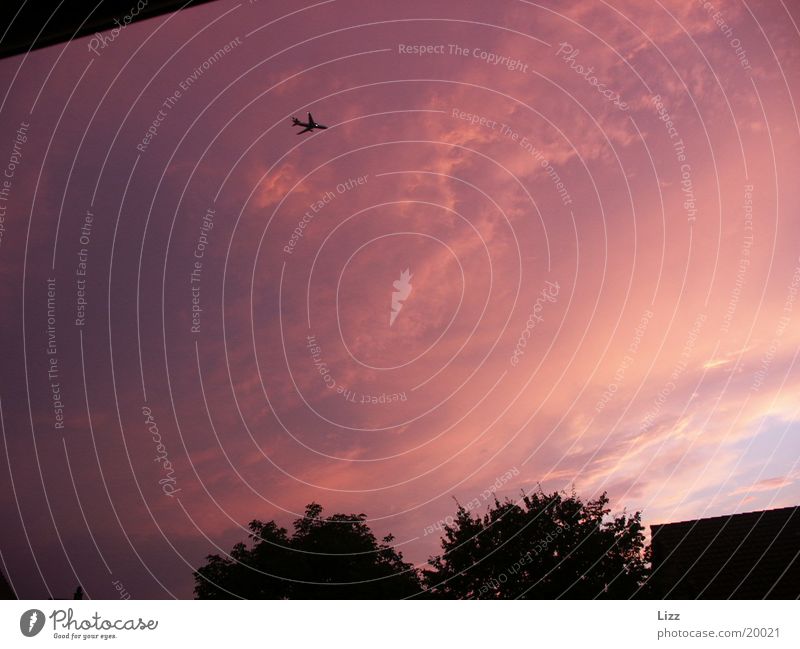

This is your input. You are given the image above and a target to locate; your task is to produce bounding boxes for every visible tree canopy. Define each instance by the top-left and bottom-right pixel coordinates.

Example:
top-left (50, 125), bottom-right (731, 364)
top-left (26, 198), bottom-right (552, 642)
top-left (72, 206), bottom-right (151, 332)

top-left (193, 502), bottom-right (422, 599)
top-left (425, 489), bottom-right (648, 598)
top-left (194, 491), bottom-right (649, 599)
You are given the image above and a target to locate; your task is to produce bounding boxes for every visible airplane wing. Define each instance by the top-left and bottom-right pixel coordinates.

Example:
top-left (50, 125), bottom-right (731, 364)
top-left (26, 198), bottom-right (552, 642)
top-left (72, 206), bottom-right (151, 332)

top-left (307, 112), bottom-right (314, 124)
top-left (297, 126), bottom-right (313, 134)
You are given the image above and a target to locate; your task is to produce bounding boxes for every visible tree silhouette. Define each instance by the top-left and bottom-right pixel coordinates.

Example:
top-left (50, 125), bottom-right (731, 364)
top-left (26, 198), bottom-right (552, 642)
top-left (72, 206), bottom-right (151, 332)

top-left (194, 503), bottom-right (422, 599)
top-left (425, 489), bottom-right (648, 598)
top-left (193, 491), bottom-right (649, 599)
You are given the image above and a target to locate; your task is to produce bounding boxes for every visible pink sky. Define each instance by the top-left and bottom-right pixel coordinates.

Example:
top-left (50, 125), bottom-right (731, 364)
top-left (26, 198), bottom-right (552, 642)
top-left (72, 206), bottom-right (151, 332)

top-left (0, 0), bottom-right (799, 598)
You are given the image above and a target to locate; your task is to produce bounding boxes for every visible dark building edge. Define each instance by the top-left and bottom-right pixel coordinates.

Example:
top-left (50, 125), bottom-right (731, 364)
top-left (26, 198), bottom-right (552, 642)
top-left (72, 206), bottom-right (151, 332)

top-left (0, 0), bottom-right (221, 59)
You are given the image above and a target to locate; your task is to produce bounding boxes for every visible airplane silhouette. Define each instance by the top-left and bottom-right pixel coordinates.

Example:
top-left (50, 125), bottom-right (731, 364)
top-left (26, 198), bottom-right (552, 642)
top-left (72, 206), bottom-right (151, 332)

top-left (292, 112), bottom-right (327, 134)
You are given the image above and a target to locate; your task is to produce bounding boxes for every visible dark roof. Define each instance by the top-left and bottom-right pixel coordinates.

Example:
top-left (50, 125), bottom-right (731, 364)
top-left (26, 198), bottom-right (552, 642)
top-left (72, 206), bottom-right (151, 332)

top-left (650, 506), bottom-right (800, 599)
top-left (0, 0), bottom-right (220, 59)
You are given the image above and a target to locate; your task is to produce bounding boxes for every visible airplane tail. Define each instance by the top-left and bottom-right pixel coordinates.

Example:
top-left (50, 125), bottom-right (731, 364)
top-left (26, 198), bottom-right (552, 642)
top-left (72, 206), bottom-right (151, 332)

top-left (291, 117), bottom-right (301, 125)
